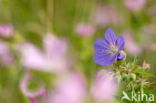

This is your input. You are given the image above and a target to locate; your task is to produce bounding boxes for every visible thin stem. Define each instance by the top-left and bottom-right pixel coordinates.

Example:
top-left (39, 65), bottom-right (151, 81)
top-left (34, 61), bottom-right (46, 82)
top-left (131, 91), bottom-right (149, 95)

top-left (46, 0), bottom-right (54, 33)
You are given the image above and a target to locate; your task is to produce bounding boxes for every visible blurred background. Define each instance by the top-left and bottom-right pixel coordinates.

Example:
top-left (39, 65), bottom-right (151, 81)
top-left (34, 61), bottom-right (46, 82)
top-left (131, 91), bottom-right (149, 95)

top-left (0, 0), bottom-right (156, 103)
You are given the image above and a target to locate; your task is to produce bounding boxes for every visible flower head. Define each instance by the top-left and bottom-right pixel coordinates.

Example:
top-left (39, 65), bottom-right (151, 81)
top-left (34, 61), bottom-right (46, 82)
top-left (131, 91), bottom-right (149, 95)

top-left (124, 0), bottom-right (146, 12)
top-left (123, 32), bottom-right (142, 56)
top-left (20, 72), bottom-right (46, 98)
top-left (94, 28), bottom-right (125, 65)
top-left (19, 34), bottom-right (69, 74)
top-left (0, 41), bottom-right (14, 65)
top-left (0, 24), bottom-right (14, 37)
top-left (47, 73), bottom-right (86, 103)
top-left (93, 5), bottom-right (121, 27)
top-left (92, 70), bottom-right (118, 102)
top-left (75, 23), bottom-right (95, 37)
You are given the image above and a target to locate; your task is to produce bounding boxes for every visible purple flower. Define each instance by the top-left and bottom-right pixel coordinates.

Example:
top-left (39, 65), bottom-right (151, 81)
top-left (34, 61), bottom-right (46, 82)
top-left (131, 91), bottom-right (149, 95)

top-left (94, 28), bottom-right (125, 65)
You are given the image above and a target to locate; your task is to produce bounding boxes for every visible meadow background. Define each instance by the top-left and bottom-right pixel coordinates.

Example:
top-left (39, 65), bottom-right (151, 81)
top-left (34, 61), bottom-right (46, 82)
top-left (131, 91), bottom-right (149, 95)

top-left (0, 0), bottom-right (156, 103)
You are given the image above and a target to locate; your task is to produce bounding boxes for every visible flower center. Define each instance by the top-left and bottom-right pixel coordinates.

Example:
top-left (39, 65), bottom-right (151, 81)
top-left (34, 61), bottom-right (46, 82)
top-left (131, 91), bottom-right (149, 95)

top-left (109, 45), bottom-right (118, 54)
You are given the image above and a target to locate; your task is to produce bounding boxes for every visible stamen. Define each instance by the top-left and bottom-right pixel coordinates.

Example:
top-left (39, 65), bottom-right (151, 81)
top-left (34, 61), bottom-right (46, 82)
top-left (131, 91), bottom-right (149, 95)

top-left (109, 45), bottom-right (118, 54)
top-left (101, 44), bottom-right (118, 54)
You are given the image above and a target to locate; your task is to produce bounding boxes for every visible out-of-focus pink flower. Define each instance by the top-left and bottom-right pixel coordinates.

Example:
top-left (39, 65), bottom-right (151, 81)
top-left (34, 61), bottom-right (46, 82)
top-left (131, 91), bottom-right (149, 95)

top-left (75, 23), bottom-right (95, 37)
top-left (0, 41), bottom-right (14, 65)
top-left (124, 0), bottom-right (146, 12)
top-left (148, 6), bottom-right (156, 16)
top-left (20, 72), bottom-right (46, 98)
top-left (47, 73), bottom-right (87, 103)
top-left (43, 34), bottom-right (69, 73)
top-left (93, 5), bottom-right (121, 27)
top-left (29, 97), bottom-right (37, 103)
top-left (0, 24), bottom-right (14, 37)
top-left (44, 34), bottom-right (67, 58)
top-left (92, 70), bottom-right (118, 102)
top-left (19, 34), bottom-right (69, 74)
top-left (123, 32), bottom-right (142, 56)
top-left (19, 43), bottom-right (48, 70)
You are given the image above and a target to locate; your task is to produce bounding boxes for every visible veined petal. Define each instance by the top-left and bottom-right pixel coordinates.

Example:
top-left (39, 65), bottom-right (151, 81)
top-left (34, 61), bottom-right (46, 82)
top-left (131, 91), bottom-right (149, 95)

top-left (94, 53), bottom-right (117, 65)
top-left (94, 38), bottom-right (110, 54)
top-left (105, 28), bottom-right (117, 45)
top-left (116, 35), bottom-right (125, 51)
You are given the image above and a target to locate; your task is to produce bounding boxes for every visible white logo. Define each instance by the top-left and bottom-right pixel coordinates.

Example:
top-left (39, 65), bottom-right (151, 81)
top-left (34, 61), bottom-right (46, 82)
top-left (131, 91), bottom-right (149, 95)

top-left (121, 91), bottom-right (155, 102)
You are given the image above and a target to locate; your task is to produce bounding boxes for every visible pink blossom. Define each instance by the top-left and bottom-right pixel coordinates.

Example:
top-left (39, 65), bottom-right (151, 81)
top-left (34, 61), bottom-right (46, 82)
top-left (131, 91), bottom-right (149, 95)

top-left (123, 32), bottom-right (142, 56)
top-left (47, 73), bottom-right (87, 103)
top-left (124, 0), bottom-right (146, 12)
top-left (0, 41), bottom-right (14, 65)
top-left (29, 97), bottom-right (37, 103)
top-left (44, 34), bottom-right (67, 58)
top-left (19, 43), bottom-right (48, 70)
top-left (75, 23), bottom-right (95, 37)
top-left (93, 5), bottom-right (121, 27)
top-left (20, 72), bottom-right (46, 98)
top-left (92, 70), bottom-right (118, 102)
top-left (0, 24), bottom-right (14, 37)
top-left (19, 34), bottom-right (69, 74)
top-left (43, 34), bottom-right (69, 73)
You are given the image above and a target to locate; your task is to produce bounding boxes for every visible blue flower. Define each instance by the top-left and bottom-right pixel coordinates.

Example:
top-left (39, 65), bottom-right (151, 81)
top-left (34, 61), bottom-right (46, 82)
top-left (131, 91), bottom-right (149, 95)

top-left (94, 28), bottom-right (125, 65)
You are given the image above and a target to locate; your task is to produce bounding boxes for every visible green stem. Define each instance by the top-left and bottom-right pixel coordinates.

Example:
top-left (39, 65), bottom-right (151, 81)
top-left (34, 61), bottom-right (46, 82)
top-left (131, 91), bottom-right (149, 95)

top-left (46, 0), bottom-right (54, 33)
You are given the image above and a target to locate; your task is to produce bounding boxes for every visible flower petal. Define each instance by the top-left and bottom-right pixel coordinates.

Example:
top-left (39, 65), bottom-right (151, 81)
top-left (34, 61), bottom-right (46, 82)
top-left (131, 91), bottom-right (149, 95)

top-left (104, 28), bottom-right (117, 45)
top-left (92, 70), bottom-right (118, 101)
top-left (44, 34), bottom-right (68, 58)
top-left (0, 24), bottom-right (14, 37)
top-left (29, 97), bottom-right (37, 103)
top-left (47, 73), bottom-right (86, 103)
top-left (20, 72), bottom-right (46, 98)
top-left (94, 38), bottom-right (110, 54)
top-left (116, 35), bottom-right (125, 51)
top-left (19, 43), bottom-right (47, 70)
top-left (0, 41), bottom-right (14, 65)
top-left (117, 53), bottom-right (125, 60)
top-left (94, 53), bottom-right (117, 65)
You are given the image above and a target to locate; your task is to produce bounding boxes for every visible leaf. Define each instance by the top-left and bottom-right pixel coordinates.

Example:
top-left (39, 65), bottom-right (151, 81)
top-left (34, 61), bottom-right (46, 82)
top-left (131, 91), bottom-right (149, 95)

top-left (133, 69), bottom-right (154, 77)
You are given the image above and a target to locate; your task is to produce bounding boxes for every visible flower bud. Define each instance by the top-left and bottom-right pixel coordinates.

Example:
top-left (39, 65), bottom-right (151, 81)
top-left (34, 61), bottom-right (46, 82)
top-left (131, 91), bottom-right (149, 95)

top-left (118, 50), bottom-right (127, 60)
top-left (129, 73), bottom-right (136, 81)
top-left (142, 61), bottom-right (150, 70)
